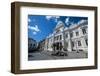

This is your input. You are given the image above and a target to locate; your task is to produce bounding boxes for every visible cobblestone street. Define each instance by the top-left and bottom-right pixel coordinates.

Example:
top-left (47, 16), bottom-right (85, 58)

top-left (28, 50), bottom-right (88, 61)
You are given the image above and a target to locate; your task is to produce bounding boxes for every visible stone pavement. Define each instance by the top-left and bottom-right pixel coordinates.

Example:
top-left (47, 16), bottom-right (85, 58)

top-left (28, 50), bottom-right (88, 61)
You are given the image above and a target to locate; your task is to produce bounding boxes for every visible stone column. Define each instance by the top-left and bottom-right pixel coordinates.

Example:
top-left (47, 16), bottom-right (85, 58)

top-left (68, 30), bottom-right (72, 52)
top-left (62, 27), bottom-right (65, 52)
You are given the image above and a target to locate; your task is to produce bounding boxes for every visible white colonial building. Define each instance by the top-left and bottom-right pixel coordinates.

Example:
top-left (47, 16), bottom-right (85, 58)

top-left (44, 19), bottom-right (88, 53)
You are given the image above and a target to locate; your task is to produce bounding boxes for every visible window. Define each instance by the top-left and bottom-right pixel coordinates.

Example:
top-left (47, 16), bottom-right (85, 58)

top-left (54, 37), bottom-right (57, 41)
top-left (66, 34), bottom-right (68, 38)
top-left (56, 29), bottom-right (60, 33)
top-left (30, 44), bottom-right (32, 47)
top-left (85, 39), bottom-right (88, 46)
top-left (78, 41), bottom-right (81, 46)
top-left (33, 44), bottom-right (35, 47)
top-left (70, 32), bottom-right (73, 38)
top-left (72, 41), bottom-right (74, 47)
top-left (76, 31), bottom-right (79, 36)
top-left (60, 35), bottom-right (62, 40)
top-left (57, 36), bottom-right (59, 40)
top-left (82, 28), bottom-right (86, 34)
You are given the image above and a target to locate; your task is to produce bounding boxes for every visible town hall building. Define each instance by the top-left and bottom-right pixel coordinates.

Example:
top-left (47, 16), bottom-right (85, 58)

top-left (44, 19), bottom-right (88, 53)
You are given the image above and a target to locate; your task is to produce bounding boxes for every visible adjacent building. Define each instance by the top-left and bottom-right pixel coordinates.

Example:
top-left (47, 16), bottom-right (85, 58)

top-left (28, 38), bottom-right (37, 52)
top-left (38, 39), bottom-right (45, 51)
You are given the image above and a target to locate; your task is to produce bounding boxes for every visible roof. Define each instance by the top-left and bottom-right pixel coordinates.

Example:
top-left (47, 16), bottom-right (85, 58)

top-left (55, 21), bottom-right (65, 29)
top-left (64, 19), bottom-right (88, 31)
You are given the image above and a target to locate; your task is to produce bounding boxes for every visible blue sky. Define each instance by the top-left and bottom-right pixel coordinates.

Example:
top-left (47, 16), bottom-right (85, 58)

top-left (28, 15), bottom-right (88, 42)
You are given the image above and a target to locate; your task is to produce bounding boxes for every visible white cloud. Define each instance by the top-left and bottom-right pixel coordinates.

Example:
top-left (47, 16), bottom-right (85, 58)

top-left (45, 16), bottom-right (60, 22)
top-left (33, 31), bottom-right (37, 35)
top-left (28, 25), bottom-right (40, 32)
top-left (46, 16), bottom-right (52, 20)
top-left (55, 18), bottom-right (58, 23)
top-left (28, 18), bottom-right (36, 23)
top-left (55, 16), bottom-right (60, 19)
top-left (28, 25), bottom-right (40, 35)
top-left (65, 17), bottom-right (70, 25)
top-left (28, 18), bottom-right (31, 22)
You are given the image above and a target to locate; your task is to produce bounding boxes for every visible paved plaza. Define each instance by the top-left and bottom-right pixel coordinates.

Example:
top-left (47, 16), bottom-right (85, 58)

top-left (28, 50), bottom-right (88, 61)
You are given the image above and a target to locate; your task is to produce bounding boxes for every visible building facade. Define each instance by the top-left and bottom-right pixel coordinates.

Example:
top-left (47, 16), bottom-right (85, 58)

top-left (44, 19), bottom-right (88, 53)
top-left (38, 39), bottom-right (45, 51)
top-left (28, 38), bottom-right (37, 52)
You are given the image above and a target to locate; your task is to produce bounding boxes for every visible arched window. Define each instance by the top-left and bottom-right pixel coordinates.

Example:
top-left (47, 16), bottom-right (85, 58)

top-left (82, 28), bottom-right (86, 34)
top-left (76, 31), bottom-right (79, 36)
top-left (70, 32), bottom-right (73, 38)
top-left (66, 33), bottom-right (68, 38)
top-left (78, 41), bottom-right (81, 46)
